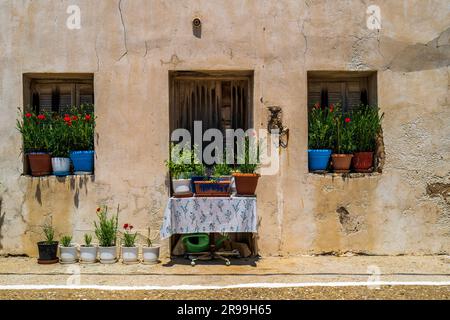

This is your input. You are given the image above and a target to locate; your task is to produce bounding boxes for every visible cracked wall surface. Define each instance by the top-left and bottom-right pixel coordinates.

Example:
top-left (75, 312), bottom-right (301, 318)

top-left (0, 0), bottom-right (449, 256)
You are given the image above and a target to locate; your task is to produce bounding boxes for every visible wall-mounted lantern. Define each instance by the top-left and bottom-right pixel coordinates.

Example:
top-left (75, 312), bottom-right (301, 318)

top-left (267, 106), bottom-right (289, 148)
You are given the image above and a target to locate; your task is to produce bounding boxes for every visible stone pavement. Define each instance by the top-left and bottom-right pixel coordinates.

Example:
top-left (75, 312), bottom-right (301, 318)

top-left (0, 255), bottom-right (448, 299)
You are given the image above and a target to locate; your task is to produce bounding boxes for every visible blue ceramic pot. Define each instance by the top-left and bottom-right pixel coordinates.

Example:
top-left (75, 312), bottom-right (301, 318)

top-left (70, 150), bottom-right (94, 174)
top-left (308, 149), bottom-right (332, 171)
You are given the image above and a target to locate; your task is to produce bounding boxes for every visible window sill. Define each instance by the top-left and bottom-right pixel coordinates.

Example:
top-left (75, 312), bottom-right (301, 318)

top-left (21, 174), bottom-right (95, 180)
top-left (307, 171), bottom-right (381, 179)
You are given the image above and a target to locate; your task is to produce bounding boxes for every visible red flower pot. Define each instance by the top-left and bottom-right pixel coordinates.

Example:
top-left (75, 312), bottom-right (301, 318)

top-left (352, 152), bottom-right (374, 173)
top-left (28, 153), bottom-right (52, 176)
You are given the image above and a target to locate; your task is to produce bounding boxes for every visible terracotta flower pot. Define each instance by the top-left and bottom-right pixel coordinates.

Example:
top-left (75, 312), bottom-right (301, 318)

top-left (28, 153), bottom-right (52, 176)
top-left (232, 173), bottom-right (260, 196)
top-left (331, 154), bottom-right (353, 173)
top-left (352, 152), bottom-right (374, 173)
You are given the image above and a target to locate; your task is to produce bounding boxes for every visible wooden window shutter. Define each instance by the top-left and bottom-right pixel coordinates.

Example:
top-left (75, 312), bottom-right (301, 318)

top-left (327, 82), bottom-right (345, 108)
top-left (308, 82), bottom-right (322, 109)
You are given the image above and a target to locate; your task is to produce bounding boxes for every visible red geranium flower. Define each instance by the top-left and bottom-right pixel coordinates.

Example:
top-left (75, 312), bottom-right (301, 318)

top-left (37, 114), bottom-right (45, 120)
top-left (66, 121), bottom-right (72, 126)
top-left (71, 115), bottom-right (78, 121)
top-left (314, 102), bottom-right (320, 109)
top-left (345, 117), bottom-right (351, 123)
top-left (129, 225), bottom-right (133, 230)
top-left (329, 104), bottom-right (334, 112)
top-left (25, 113), bottom-right (32, 118)
top-left (123, 223), bottom-right (129, 229)
top-left (85, 114), bottom-right (91, 121)
top-left (64, 116), bottom-right (71, 122)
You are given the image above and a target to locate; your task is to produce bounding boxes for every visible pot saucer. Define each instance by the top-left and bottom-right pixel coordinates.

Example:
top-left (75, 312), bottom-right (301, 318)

top-left (59, 259), bottom-right (79, 264)
top-left (173, 192), bottom-right (193, 198)
top-left (79, 260), bottom-right (98, 264)
top-left (355, 168), bottom-right (373, 173)
top-left (99, 259), bottom-right (117, 264)
top-left (37, 258), bottom-right (59, 264)
top-left (122, 260), bottom-right (140, 265)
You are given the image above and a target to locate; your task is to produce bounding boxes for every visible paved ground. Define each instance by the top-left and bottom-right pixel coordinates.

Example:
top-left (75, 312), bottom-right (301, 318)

top-left (0, 255), bottom-right (448, 299)
top-left (0, 286), bottom-right (449, 300)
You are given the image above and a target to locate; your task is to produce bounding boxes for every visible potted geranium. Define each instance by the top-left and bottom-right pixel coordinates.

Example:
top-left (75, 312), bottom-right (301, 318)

top-left (80, 233), bottom-right (97, 264)
top-left (233, 136), bottom-right (260, 196)
top-left (94, 206), bottom-right (118, 264)
top-left (142, 227), bottom-right (160, 264)
top-left (17, 111), bottom-right (52, 176)
top-left (121, 223), bottom-right (138, 264)
top-left (37, 222), bottom-right (59, 264)
top-left (308, 103), bottom-right (335, 172)
top-left (68, 106), bottom-right (95, 175)
top-left (59, 235), bottom-right (78, 264)
top-left (331, 114), bottom-right (355, 173)
top-left (352, 106), bottom-right (384, 172)
top-left (50, 116), bottom-right (71, 176)
top-left (165, 143), bottom-right (194, 196)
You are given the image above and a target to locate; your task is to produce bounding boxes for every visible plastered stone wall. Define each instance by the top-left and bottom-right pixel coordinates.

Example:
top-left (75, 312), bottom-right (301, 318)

top-left (0, 0), bottom-right (448, 257)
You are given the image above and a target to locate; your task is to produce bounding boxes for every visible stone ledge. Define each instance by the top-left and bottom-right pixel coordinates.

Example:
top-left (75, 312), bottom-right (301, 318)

top-left (19, 174), bottom-right (95, 182)
top-left (308, 172), bottom-right (382, 179)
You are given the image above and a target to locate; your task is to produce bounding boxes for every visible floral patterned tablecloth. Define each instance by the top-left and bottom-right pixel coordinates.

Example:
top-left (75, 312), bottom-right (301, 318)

top-left (160, 197), bottom-right (257, 239)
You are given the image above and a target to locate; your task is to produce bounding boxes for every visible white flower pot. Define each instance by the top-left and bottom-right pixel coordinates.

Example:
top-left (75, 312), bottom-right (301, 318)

top-left (52, 157), bottom-right (71, 176)
top-left (98, 246), bottom-right (117, 264)
top-left (121, 246), bottom-right (139, 264)
top-left (172, 178), bottom-right (191, 195)
top-left (80, 246), bottom-right (97, 263)
top-left (59, 245), bottom-right (78, 263)
top-left (142, 246), bottom-right (160, 264)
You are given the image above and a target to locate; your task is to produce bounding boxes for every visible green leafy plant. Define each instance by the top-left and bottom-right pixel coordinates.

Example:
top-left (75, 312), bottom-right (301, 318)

top-left (84, 233), bottom-right (93, 247)
top-left (17, 106), bottom-right (95, 156)
top-left (60, 235), bottom-right (72, 247)
top-left (122, 223), bottom-right (137, 247)
top-left (144, 227), bottom-right (159, 247)
top-left (352, 105), bottom-right (384, 152)
top-left (236, 136), bottom-right (260, 174)
top-left (165, 143), bottom-right (201, 179)
top-left (16, 110), bottom-right (52, 153)
top-left (213, 162), bottom-right (232, 177)
top-left (42, 223), bottom-right (55, 244)
top-left (334, 114), bottom-right (356, 154)
top-left (66, 105), bottom-right (95, 151)
top-left (308, 104), bottom-right (336, 150)
top-left (48, 117), bottom-right (71, 157)
top-left (94, 206), bottom-right (118, 247)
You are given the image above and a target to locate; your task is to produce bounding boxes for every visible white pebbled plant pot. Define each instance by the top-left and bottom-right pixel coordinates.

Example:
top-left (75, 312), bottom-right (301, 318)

top-left (142, 246), bottom-right (160, 264)
top-left (51, 157), bottom-right (71, 176)
top-left (98, 246), bottom-right (117, 264)
top-left (80, 246), bottom-right (97, 263)
top-left (59, 245), bottom-right (78, 264)
top-left (121, 246), bottom-right (139, 264)
top-left (172, 179), bottom-right (191, 195)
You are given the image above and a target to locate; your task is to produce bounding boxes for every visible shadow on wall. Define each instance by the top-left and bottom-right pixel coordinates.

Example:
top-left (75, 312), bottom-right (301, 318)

top-left (0, 198), bottom-right (5, 250)
top-left (30, 175), bottom-right (95, 209)
top-left (383, 27), bottom-right (450, 72)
